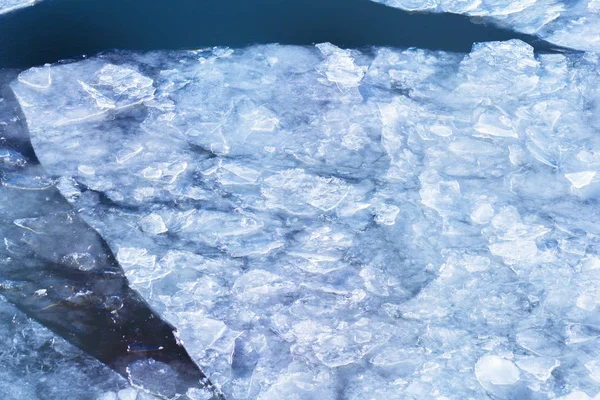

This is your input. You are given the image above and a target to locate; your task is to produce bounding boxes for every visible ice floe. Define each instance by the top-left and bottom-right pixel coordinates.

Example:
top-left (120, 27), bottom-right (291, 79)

top-left (9, 39), bottom-right (600, 398)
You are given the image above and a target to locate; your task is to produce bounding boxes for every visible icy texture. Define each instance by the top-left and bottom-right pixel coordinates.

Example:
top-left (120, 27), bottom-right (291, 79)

top-left (0, 0), bottom-right (38, 15)
top-left (0, 295), bottom-right (133, 399)
top-left (372, 0), bottom-right (600, 52)
top-left (11, 40), bottom-right (600, 398)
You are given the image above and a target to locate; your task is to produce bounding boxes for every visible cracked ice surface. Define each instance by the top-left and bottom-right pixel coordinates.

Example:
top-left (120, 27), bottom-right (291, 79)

top-left (11, 40), bottom-right (600, 399)
top-left (0, 0), bottom-right (38, 15)
top-left (371, 0), bottom-right (600, 52)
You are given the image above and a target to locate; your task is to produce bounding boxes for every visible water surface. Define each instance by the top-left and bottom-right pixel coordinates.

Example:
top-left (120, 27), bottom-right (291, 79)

top-left (0, 0), bottom-right (566, 69)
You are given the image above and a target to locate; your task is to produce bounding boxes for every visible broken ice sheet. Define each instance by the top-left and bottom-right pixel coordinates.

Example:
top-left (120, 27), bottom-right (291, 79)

top-left (10, 40), bottom-right (600, 398)
top-left (371, 0), bottom-right (600, 52)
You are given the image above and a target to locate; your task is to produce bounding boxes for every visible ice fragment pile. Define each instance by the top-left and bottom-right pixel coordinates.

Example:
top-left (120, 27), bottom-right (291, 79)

top-left (10, 40), bottom-right (600, 399)
top-left (371, 0), bottom-right (600, 52)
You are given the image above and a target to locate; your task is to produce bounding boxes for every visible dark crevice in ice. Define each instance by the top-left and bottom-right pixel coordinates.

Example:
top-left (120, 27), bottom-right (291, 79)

top-left (0, 0), bottom-right (575, 69)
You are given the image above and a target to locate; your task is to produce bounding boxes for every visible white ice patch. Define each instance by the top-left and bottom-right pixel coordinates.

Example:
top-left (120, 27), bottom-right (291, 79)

top-left (565, 170), bottom-right (596, 189)
top-left (475, 355), bottom-right (520, 386)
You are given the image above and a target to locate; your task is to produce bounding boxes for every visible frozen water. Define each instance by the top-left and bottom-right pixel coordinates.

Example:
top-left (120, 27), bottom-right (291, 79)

top-left (0, 0), bottom-right (38, 15)
top-left (371, 0), bottom-right (600, 52)
top-left (9, 39), bottom-right (600, 398)
top-left (0, 296), bottom-right (131, 399)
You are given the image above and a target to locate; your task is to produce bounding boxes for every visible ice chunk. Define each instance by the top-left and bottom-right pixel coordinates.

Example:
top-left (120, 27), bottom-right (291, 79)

top-left (419, 176), bottom-right (462, 216)
top-left (233, 270), bottom-right (296, 304)
top-left (576, 294), bottom-right (599, 311)
top-left (489, 240), bottom-right (539, 263)
top-left (585, 360), bottom-right (600, 384)
top-left (288, 224), bottom-right (352, 274)
top-left (462, 254), bottom-right (491, 273)
top-left (257, 364), bottom-right (336, 400)
top-left (516, 328), bottom-right (565, 357)
top-left (369, 347), bottom-right (422, 370)
top-left (14, 61), bottom-right (154, 127)
top-left (475, 355), bottom-right (520, 386)
top-left (0, 149), bottom-right (27, 167)
top-left (78, 164), bottom-right (96, 175)
top-left (470, 203), bottom-right (494, 225)
top-left (262, 169), bottom-right (351, 215)
top-left (117, 388), bottom-right (138, 400)
top-left (565, 171), bottom-right (596, 189)
top-left (374, 203), bottom-right (400, 225)
top-left (115, 247), bottom-right (167, 285)
top-left (316, 43), bottom-right (366, 87)
top-left (139, 213), bottom-right (168, 235)
top-left (515, 357), bottom-right (559, 381)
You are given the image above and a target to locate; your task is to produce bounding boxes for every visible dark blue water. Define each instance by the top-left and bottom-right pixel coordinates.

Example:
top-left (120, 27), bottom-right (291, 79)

top-left (0, 0), bottom-right (566, 68)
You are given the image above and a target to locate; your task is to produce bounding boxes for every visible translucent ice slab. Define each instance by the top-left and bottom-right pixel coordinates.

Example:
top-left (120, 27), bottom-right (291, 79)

top-left (11, 41), bottom-right (600, 399)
